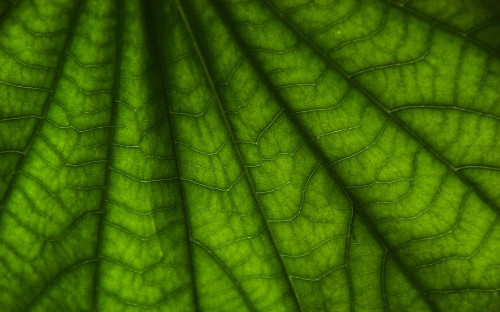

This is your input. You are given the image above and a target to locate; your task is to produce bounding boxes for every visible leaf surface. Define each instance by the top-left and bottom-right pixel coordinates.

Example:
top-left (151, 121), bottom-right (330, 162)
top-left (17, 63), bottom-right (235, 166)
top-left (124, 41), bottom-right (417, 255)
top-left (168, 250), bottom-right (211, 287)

top-left (0, 0), bottom-right (499, 311)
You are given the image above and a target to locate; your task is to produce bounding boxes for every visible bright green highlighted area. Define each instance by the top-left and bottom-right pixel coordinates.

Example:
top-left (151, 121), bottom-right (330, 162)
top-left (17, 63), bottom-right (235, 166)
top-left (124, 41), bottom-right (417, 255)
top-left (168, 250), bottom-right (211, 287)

top-left (0, 0), bottom-right (499, 311)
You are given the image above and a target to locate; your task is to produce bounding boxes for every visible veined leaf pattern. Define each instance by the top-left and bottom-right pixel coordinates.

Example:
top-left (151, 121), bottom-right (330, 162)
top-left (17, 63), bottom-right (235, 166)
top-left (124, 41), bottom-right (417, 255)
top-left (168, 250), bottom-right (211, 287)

top-left (0, 0), bottom-right (499, 311)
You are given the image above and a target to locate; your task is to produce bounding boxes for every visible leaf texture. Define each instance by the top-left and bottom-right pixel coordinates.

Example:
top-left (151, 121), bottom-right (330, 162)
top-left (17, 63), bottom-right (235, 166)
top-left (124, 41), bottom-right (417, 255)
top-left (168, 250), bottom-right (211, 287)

top-left (0, 0), bottom-right (499, 311)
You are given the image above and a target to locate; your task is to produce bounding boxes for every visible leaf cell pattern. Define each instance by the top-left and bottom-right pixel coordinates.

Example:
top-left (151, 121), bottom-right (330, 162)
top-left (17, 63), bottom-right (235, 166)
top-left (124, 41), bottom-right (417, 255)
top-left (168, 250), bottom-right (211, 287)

top-left (0, 0), bottom-right (499, 311)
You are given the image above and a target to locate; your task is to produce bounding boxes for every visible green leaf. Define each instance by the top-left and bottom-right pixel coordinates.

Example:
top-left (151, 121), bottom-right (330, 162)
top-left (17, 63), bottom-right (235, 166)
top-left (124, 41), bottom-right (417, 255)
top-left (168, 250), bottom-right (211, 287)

top-left (0, 0), bottom-right (499, 311)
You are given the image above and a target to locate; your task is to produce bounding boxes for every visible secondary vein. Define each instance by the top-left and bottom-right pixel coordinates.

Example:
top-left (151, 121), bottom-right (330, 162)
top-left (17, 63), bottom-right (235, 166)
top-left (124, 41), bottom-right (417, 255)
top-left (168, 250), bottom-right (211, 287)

top-left (92, 0), bottom-right (123, 309)
top-left (175, 1), bottom-right (303, 311)
top-left (145, 0), bottom-right (200, 310)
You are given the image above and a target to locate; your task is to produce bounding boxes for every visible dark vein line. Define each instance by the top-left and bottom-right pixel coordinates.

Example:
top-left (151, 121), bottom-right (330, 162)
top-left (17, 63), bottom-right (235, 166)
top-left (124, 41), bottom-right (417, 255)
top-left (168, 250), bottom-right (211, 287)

top-left (191, 240), bottom-right (255, 309)
top-left (385, 0), bottom-right (500, 56)
top-left (263, 1), bottom-right (500, 216)
top-left (25, 259), bottom-right (98, 310)
top-left (209, 2), bottom-right (439, 310)
top-left (175, 1), bottom-right (302, 311)
top-left (99, 284), bottom-right (191, 309)
top-left (421, 215), bottom-right (498, 295)
top-left (381, 252), bottom-right (388, 312)
top-left (3, 209), bottom-right (101, 242)
top-left (92, 0), bottom-right (123, 310)
top-left (329, 5), bottom-right (389, 54)
top-left (145, 1), bottom-right (200, 310)
top-left (0, 0), bottom-right (85, 216)
top-left (345, 206), bottom-right (355, 312)
top-left (390, 105), bottom-right (500, 120)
